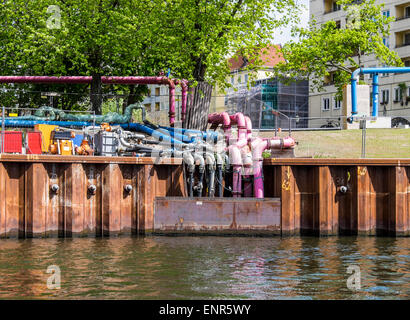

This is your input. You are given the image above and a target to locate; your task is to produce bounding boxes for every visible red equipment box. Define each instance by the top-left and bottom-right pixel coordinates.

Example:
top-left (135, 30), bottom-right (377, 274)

top-left (26, 131), bottom-right (43, 154)
top-left (1, 131), bottom-right (23, 153)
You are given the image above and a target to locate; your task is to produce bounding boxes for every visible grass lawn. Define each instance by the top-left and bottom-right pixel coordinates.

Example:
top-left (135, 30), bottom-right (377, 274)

top-left (259, 128), bottom-right (410, 158)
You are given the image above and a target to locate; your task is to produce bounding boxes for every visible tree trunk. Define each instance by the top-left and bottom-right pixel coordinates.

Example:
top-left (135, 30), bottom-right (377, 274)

top-left (90, 74), bottom-right (103, 115)
top-left (183, 81), bottom-right (212, 131)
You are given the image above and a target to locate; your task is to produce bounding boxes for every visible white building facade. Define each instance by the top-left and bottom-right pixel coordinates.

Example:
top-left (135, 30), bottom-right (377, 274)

top-left (309, 0), bottom-right (410, 127)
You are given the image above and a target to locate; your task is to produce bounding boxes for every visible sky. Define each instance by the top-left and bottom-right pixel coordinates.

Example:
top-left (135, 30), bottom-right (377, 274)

top-left (272, 0), bottom-right (310, 45)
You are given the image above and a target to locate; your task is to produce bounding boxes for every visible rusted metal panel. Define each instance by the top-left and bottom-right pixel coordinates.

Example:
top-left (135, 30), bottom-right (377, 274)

top-left (0, 163), bottom-right (6, 238)
top-left (65, 163), bottom-right (86, 237)
top-left (318, 166), bottom-right (337, 236)
top-left (330, 166), bottom-right (355, 235)
top-left (137, 164), bottom-right (155, 233)
top-left (26, 163), bottom-right (47, 237)
top-left (83, 164), bottom-right (101, 236)
top-left (154, 197), bottom-right (281, 235)
top-left (293, 166), bottom-right (317, 235)
top-left (388, 166), bottom-right (409, 236)
top-left (3, 163), bottom-right (25, 238)
top-left (119, 165), bottom-right (133, 235)
top-left (280, 166), bottom-right (298, 235)
top-left (102, 164), bottom-right (121, 236)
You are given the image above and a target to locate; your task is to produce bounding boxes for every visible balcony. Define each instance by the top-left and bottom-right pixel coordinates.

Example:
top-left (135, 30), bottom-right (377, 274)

top-left (395, 30), bottom-right (410, 48)
top-left (395, 2), bottom-right (410, 21)
top-left (324, 0), bottom-right (341, 14)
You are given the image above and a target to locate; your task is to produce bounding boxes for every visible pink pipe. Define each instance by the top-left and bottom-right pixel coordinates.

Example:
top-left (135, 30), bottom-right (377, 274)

top-left (251, 136), bottom-right (296, 198)
top-left (174, 79), bottom-right (188, 123)
top-left (0, 75), bottom-right (178, 126)
top-left (244, 116), bottom-right (252, 140)
top-left (208, 112), bottom-right (231, 142)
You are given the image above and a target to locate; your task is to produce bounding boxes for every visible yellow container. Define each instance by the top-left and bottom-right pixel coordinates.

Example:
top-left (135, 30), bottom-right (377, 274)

top-left (59, 140), bottom-right (73, 155)
top-left (34, 124), bottom-right (58, 153)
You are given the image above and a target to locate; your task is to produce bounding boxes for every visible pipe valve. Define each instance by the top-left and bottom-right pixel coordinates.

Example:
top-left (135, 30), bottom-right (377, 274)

top-left (51, 184), bottom-right (59, 194)
top-left (124, 185), bottom-right (133, 193)
top-left (339, 185), bottom-right (348, 194)
top-left (88, 184), bottom-right (97, 195)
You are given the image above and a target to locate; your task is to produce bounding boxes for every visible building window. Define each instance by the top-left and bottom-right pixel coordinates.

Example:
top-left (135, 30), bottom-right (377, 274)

top-left (237, 75), bottom-right (241, 84)
top-left (405, 33), bottom-right (410, 46)
top-left (382, 10), bottom-right (390, 18)
top-left (155, 102), bottom-right (160, 111)
top-left (322, 98), bottom-right (330, 111)
top-left (333, 1), bottom-right (341, 12)
top-left (394, 87), bottom-right (403, 102)
top-left (335, 20), bottom-right (341, 29)
top-left (155, 87), bottom-right (160, 96)
top-left (231, 76), bottom-right (234, 85)
top-left (144, 103), bottom-right (151, 112)
top-left (381, 89), bottom-right (389, 104)
top-left (405, 6), bottom-right (410, 18)
top-left (333, 97), bottom-right (341, 109)
top-left (383, 37), bottom-right (389, 48)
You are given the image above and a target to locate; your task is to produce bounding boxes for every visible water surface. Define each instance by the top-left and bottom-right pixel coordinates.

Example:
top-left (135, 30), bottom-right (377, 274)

top-left (0, 236), bottom-right (408, 299)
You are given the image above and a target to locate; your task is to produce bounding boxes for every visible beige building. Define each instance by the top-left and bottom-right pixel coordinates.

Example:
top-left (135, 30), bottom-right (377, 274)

top-left (309, 0), bottom-right (410, 127)
top-left (210, 45), bottom-right (285, 113)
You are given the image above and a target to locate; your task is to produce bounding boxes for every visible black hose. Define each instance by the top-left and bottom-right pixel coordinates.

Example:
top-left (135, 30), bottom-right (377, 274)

top-left (197, 167), bottom-right (205, 196)
top-left (142, 139), bottom-right (161, 145)
top-left (216, 164), bottom-right (223, 197)
top-left (207, 165), bottom-right (215, 197)
top-left (187, 169), bottom-right (194, 197)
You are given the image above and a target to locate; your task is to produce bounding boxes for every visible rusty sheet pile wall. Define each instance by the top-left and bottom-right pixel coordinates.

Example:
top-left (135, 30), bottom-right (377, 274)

top-left (0, 156), bottom-right (409, 238)
top-left (0, 155), bottom-right (185, 238)
top-left (263, 159), bottom-right (410, 236)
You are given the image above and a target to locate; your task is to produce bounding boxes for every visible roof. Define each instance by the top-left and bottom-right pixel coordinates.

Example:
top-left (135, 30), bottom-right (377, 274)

top-left (228, 45), bottom-right (285, 72)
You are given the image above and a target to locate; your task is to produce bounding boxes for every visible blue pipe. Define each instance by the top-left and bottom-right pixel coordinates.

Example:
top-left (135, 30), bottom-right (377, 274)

top-left (4, 119), bottom-right (91, 127)
top-left (4, 119), bottom-right (186, 146)
top-left (372, 73), bottom-right (379, 117)
top-left (159, 125), bottom-right (220, 143)
top-left (120, 123), bottom-right (186, 145)
top-left (351, 67), bottom-right (410, 118)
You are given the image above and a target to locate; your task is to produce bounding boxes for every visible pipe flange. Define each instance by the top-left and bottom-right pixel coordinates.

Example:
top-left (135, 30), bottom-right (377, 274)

top-left (338, 185), bottom-right (348, 194)
top-left (50, 184), bottom-right (59, 194)
top-left (124, 185), bottom-right (133, 193)
top-left (88, 184), bottom-right (97, 195)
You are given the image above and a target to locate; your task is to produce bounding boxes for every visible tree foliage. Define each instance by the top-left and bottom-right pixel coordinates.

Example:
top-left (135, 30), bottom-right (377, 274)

top-left (275, 0), bottom-right (403, 98)
top-left (0, 0), bottom-right (299, 113)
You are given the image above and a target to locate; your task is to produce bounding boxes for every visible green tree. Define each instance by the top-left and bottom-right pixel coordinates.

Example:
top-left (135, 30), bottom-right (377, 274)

top-left (275, 0), bottom-right (403, 98)
top-left (1, 0), bottom-right (299, 118)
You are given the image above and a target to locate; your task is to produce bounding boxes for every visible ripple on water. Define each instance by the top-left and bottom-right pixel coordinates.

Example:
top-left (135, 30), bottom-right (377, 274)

top-left (0, 236), bottom-right (408, 299)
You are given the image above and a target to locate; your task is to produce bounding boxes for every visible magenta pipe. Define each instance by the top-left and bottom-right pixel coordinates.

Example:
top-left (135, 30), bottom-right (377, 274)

top-left (244, 116), bottom-right (252, 141)
top-left (232, 166), bottom-right (242, 198)
top-left (0, 75), bottom-right (177, 126)
top-left (251, 136), bottom-right (296, 198)
top-left (174, 79), bottom-right (188, 122)
top-left (208, 112), bottom-right (231, 142)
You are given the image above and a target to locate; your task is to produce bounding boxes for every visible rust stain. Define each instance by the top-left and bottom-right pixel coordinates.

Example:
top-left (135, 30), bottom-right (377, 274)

top-left (358, 167), bottom-right (367, 176)
top-left (282, 166), bottom-right (291, 191)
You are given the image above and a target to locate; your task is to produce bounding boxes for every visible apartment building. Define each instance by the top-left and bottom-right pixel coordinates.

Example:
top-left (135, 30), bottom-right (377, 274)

top-left (211, 45), bottom-right (309, 129)
top-left (141, 85), bottom-right (182, 123)
top-left (309, 0), bottom-right (410, 127)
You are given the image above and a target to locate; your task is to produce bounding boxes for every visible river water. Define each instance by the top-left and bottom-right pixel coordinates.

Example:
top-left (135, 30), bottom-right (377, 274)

top-left (0, 236), bottom-right (408, 299)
